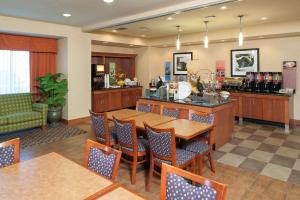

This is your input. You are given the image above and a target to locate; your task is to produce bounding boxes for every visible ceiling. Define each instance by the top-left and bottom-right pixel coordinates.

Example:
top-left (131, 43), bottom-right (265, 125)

top-left (95, 0), bottom-right (300, 38)
top-left (0, 0), bottom-right (198, 26)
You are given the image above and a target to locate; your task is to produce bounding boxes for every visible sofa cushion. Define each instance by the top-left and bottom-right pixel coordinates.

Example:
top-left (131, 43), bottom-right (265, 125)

top-left (0, 93), bottom-right (33, 115)
top-left (6, 112), bottom-right (42, 124)
top-left (0, 117), bottom-right (7, 125)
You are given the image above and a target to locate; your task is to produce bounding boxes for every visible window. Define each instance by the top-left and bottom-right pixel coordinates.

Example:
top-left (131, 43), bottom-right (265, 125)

top-left (0, 50), bottom-right (30, 94)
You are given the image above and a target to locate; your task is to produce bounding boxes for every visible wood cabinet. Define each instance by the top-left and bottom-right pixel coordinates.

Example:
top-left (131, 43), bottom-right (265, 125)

top-left (92, 87), bottom-right (143, 113)
top-left (231, 92), bottom-right (293, 130)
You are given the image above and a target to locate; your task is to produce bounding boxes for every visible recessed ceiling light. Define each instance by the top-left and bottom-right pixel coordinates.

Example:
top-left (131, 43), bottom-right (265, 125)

top-left (220, 6), bottom-right (227, 10)
top-left (112, 29), bottom-right (117, 32)
top-left (167, 16), bottom-right (174, 20)
top-left (62, 13), bottom-right (71, 17)
top-left (140, 34), bottom-right (146, 37)
top-left (221, 39), bottom-right (226, 42)
top-left (260, 17), bottom-right (268, 21)
top-left (103, 0), bottom-right (114, 3)
top-left (102, 41), bottom-right (109, 44)
top-left (175, 11), bottom-right (181, 15)
top-left (129, 44), bottom-right (134, 47)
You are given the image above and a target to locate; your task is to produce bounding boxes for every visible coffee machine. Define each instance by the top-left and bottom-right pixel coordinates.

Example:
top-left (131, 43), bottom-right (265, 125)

top-left (273, 72), bottom-right (282, 92)
top-left (245, 72), bottom-right (255, 92)
top-left (254, 72), bottom-right (264, 92)
top-left (263, 72), bottom-right (273, 93)
top-left (91, 64), bottom-right (105, 90)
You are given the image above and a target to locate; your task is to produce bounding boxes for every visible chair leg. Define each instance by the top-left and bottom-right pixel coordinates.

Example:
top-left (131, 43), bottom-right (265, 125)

top-left (208, 150), bottom-right (215, 173)
top-left (146, 157), bottom-right (154, 192)
top-left (198, 155), bottom-right (203, 175)
top-left (131, 156), bottom-right (137, 184)
top-left (41, 125), bottom-right (47, 131)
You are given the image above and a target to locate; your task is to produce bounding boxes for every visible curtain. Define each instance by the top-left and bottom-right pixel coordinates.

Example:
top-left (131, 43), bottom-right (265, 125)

top-left (0, 50), bottom-right (30, 94)
top-left (30, 52), bottom-right (56, 92)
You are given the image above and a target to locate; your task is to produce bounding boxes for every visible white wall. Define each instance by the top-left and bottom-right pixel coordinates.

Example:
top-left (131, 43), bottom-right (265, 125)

top-left (141, 37), bottom-right (300, 119)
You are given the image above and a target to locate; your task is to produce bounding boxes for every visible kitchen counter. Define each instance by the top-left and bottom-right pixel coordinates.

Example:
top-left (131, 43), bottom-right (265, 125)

top-left (137, 97), bottom-right (235, 149)
top-left (224, 89), bottom-right (292, 97)
top-left (92, 86), bottom-right (142, 92)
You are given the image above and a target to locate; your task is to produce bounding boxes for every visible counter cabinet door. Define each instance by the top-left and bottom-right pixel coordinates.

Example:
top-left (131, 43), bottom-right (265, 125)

top-left (92, 93), bottom-right (109, 112)
top-left (242, 97), bottom-right (262, 119)
top-left (121, 91), bottom-right (132, 108)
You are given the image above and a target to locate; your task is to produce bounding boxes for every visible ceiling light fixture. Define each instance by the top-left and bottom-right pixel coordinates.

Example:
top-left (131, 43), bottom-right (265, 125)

top-left (167, 16), bottom-right (174, 21)
top-left (238, 15), bottom-right (244, 47)
top-left (220, 6), bottom-right (227, 10)
top-left (204, 21), bottom-right (209, 48)
top-left (260, 16), bottom-right (268, 21)
top-left (176, 25), bottom-right (181, 51)
top-left (103, 0), bottom-right (114, 3)
top-left (141, 34), bottom-right (146, 37)
top-left (112, 29), bottom-right (117, 32)
top-left (62, 13), bottom-right (71, 17)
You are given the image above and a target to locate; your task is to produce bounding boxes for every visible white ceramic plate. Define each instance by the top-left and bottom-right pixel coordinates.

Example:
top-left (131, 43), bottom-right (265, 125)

top-left (178, 81), bottom-right (192, 99)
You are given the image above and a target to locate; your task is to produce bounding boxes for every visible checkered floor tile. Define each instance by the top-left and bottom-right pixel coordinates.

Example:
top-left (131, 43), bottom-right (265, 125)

top-left (216, 122), bottom-right (300, 185)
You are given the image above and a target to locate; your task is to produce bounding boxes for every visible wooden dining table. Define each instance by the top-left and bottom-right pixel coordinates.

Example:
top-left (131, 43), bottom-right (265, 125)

top-left (85, 183), bottom-right (146, 200)
top-left (154, 118), bottom-right (213, 140)
top-left (106, 109), bottom-right (146, 120)
top-left (126, 112), bottom-right (176, 129)
top-left (0, 152), bottom-right (113, 200)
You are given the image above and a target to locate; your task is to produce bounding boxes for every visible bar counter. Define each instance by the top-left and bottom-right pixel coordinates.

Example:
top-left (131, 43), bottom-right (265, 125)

top-left (137, 97), bottom-right (235, 149)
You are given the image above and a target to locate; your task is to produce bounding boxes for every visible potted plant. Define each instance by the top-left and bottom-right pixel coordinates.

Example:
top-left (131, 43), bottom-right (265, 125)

top-left (36, 73), bottom-right (68, 127)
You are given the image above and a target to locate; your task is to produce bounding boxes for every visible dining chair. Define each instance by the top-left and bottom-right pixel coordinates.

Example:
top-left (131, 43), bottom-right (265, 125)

top-left (0, 138), bottom-right (20, 168)
top-left (160, 163), bottom-right (227, 200)
top-left (136, 102), bottom-right (153, 113)
top-left (113, 117), bottom-right (149, 184)
top-left (144, 123), bottom-right (196, 191)
top-left (184, 110), bottom-right (215, 175)
top-left (84, 139), bottom-right (122, 181)
top-left (160, 105), bottom-right (180, 118)
top-left (89, 110), bottom-right (117, 147)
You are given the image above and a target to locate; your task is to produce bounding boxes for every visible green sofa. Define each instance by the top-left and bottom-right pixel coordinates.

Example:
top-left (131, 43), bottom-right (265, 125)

top-left (0, 93), bottom-right (48, 134)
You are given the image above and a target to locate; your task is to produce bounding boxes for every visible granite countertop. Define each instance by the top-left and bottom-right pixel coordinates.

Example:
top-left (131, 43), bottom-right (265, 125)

top-left (92, 86), bottom-right (142, 91)
top-left (224, 90), bottom-right (293, 97)
top-left (140, 96), bottom-right (233, 108)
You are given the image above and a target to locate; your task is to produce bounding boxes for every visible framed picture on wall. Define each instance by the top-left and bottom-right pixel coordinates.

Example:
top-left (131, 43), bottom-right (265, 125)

top-left (173, 52), bottom-right (193, 75)
top-left (231, 48), bottom-right (259, 77)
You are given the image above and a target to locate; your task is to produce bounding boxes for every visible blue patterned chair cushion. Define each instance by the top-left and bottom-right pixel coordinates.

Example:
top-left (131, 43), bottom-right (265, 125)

top-left (154, 148), bottom-right (195, 166)
top-left (163, 108), bottom-right (180, 118)
top-left (0, 145), bottom-right (15, 168)
top-left (137, 104), bottom-right (152, 113)
top-left (114, 120), bottom-right (134, 146)
top-left (166, 173), bottom-right (217, 200)
top-left (184, 139), bottom-right (210, 154)
top-left (191, 113), bottom-right (214, 124)
top-left (90, 114), bottom-right (106, 138)
top-left (97, 128), bottom-right (117, 143)
top-left (122, 138), bottom-right (149, 153)
top-left (88, 146), bottom-right (116, 179)
top-left (146, 127), bottom-right (172, 158)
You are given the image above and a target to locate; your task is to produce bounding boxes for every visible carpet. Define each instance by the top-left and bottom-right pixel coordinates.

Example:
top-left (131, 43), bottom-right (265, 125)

top-left (0, 123), bottom-right (86, 149)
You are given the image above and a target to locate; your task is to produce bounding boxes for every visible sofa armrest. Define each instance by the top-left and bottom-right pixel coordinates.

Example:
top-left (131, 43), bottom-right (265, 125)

top-left (33, 103), bottom-right (48, 126)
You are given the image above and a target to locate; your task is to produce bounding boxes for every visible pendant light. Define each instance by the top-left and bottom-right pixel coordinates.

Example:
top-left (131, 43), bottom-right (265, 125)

top-left (204, 21), bottom-right (209, 48)
top-left (238, 15), bottom-right (244, 47)
top-left (176, 25), bottom-right (181, 51)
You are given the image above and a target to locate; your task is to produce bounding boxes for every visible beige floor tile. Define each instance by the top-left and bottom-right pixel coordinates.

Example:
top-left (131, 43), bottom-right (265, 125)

top-left (293, 159), bottom-right (300, 171)
top-left (286, 135), bottom-right (300, 143)
top-left (248, 150), bottom-right (274, 162)
top-left (218, 143), bottom-right (237, 153)
top-left (276, 146), bottom-right (300, 159)
top-left (261, 163), bottom-right (292, 181)
top-left (264, 137), bottom-right (284, 146)
top-left (254, 130), bottom-right (272, 137)
top-left (234, 131), bottom-right (251, 139)
top-left (218, 153), bottom-right (246, 167)
top-left (239, 140), bottom-right (261, 149)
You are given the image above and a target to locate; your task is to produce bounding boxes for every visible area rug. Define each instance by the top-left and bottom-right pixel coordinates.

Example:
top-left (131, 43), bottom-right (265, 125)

top-left (0, 123), bottom-right (86, 149)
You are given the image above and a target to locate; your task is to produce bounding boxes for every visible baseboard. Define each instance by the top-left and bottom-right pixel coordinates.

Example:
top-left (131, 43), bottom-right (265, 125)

top-left (62, 116), bottom-right (90, 126)
top-left (294, 119), bottom-right (300, 126)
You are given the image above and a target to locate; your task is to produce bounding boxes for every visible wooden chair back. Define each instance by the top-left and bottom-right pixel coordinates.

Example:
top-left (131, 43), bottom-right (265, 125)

top-left (113, 116), bottom-right (138, 153)
top-left (0, 138), bottom-right (20, 167)
top-left (84, 139), bottom-right (121, 181)
top-left (136, 102), bottom-right (153, 113)
top-left (144, 123), bottom-right (177, 165)
top-left (160, 163), bottom-right (227, 200)
top-left (160, 105), bottom-right (181, 118)
top-left (189, 110), bottom-right (214, 124)
top-left (89, 110), bottom-right (111, 146)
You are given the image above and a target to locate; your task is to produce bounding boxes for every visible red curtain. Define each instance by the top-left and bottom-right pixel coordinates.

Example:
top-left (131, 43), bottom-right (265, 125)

top-left (0, 33), bottom-right (57, 92)
top-left (30, 53), bottom-right (56, 91)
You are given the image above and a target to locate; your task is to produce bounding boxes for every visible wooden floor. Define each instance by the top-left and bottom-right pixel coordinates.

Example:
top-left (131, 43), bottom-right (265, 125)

top-left (20, 121), bottom-right (300, 200)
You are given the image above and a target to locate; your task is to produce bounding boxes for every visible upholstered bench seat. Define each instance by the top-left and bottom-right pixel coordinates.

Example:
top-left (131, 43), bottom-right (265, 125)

top-left (6, 112), bottom-right (43, 124)
top-left (0, 117), bottom-right (7, 125)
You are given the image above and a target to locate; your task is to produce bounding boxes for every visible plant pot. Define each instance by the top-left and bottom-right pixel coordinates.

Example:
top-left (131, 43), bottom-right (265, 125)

top-left (47, 106), bottom-right (63, 128)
